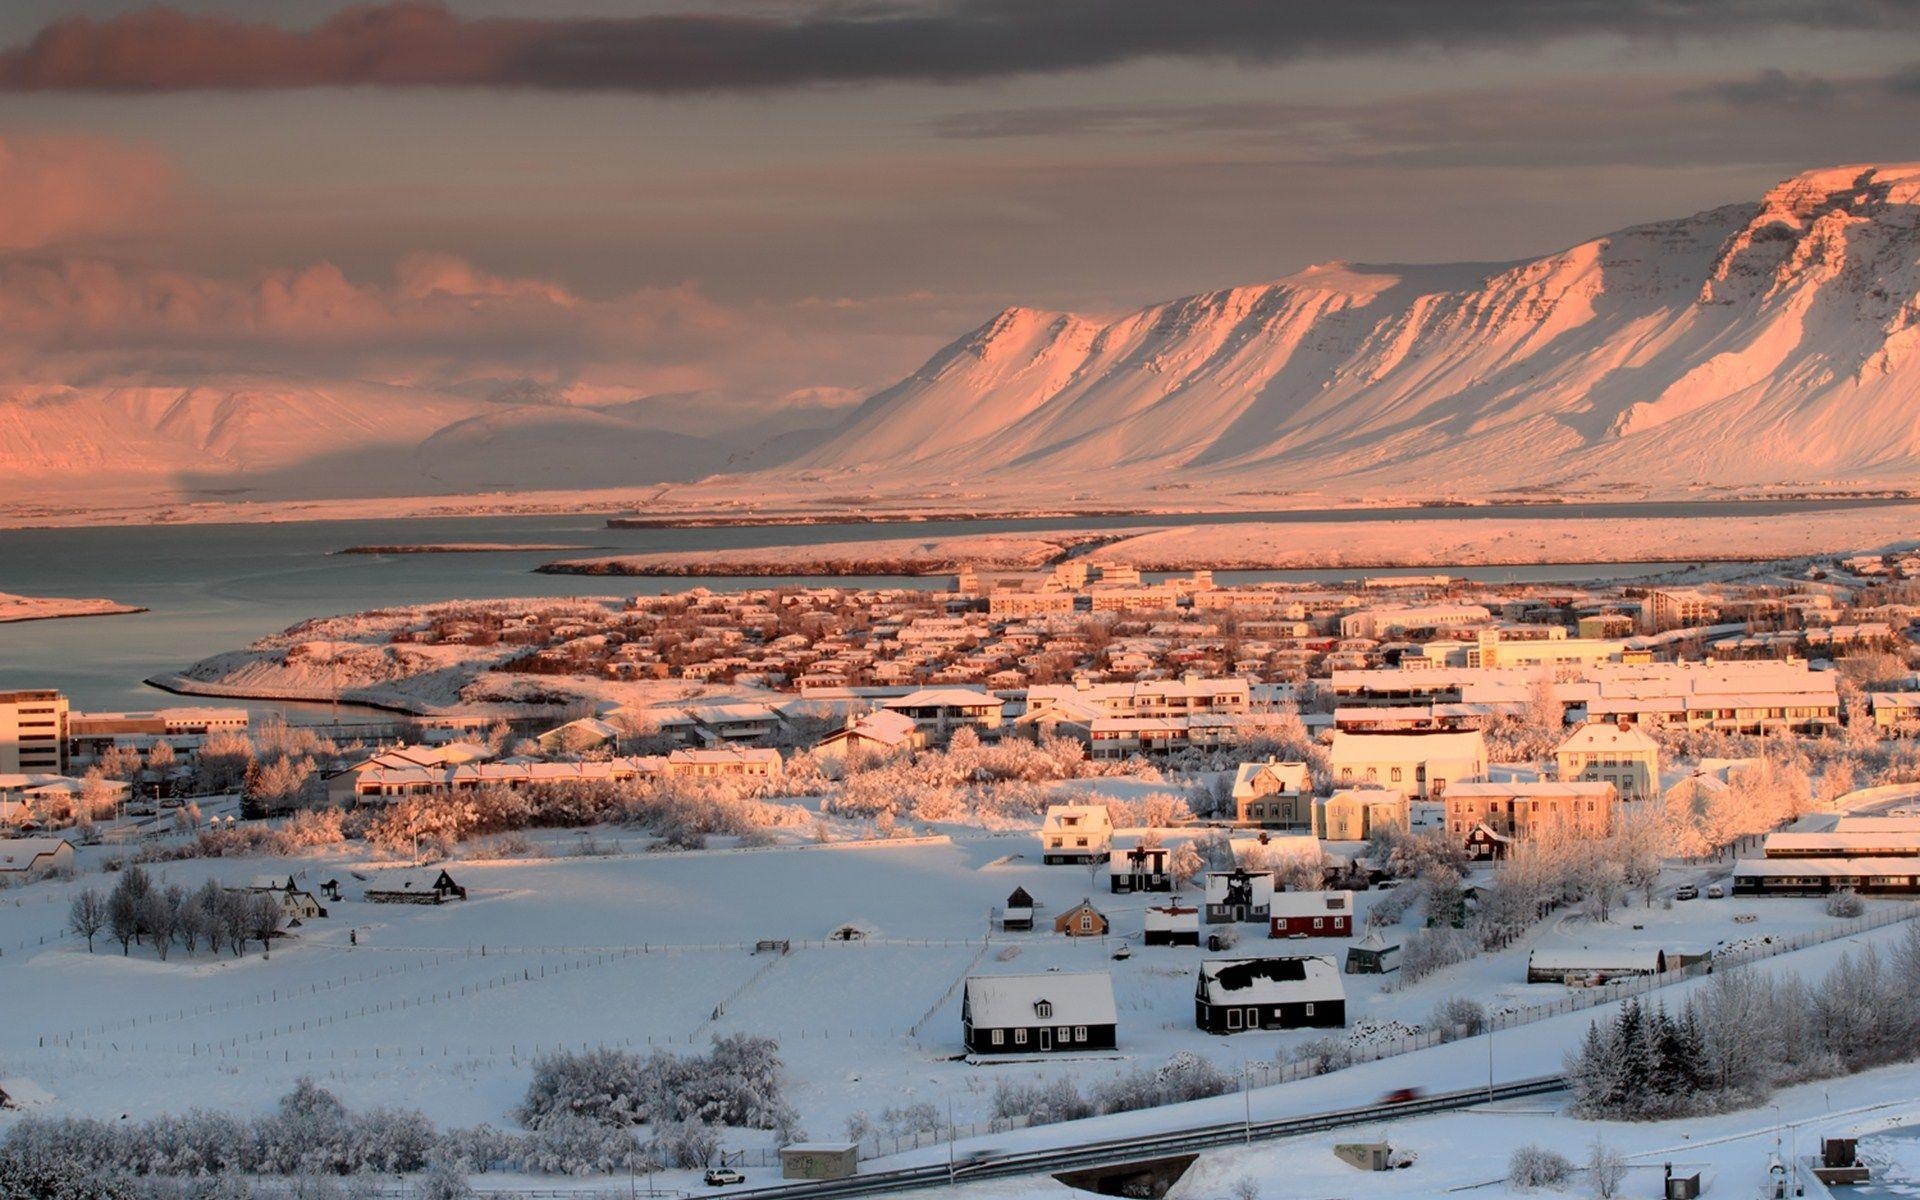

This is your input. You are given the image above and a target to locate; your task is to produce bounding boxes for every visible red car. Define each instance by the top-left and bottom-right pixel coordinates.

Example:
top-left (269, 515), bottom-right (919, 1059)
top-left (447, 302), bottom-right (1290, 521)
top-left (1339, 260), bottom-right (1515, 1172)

top-left (1379, 1088), bottom-right (1425, 1105)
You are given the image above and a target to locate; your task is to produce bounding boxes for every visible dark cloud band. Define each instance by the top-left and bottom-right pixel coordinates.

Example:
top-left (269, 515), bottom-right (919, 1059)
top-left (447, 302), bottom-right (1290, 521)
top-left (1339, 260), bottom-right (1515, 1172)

top-left (0, 0), bottom-right (1912, 93)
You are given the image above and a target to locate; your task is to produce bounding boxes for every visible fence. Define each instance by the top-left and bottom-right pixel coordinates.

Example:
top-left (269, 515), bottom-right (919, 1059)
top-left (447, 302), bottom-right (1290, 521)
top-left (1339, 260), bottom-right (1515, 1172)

top-left (855, 1112), bottom-right (1036, 1161)
top-left (1241, 899), bottom-right (1920, 1090)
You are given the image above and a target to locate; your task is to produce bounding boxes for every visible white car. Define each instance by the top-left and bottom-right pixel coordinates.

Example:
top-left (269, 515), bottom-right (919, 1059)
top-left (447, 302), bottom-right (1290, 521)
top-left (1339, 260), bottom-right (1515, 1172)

top-left (704, 1167), bottom-right (746, 1187)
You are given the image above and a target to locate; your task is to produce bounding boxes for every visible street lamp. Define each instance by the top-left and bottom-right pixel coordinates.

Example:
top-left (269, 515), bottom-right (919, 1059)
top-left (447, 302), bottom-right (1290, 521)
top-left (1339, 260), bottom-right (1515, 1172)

top-left (1242, 1062), bottom-right (1253, 1143)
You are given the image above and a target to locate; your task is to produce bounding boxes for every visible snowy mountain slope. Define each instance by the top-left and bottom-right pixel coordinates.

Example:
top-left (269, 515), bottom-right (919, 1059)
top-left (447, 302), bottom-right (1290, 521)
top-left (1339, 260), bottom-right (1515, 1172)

top-left (798, 164), bottom-right (1920, 495)
top-left (0, 379), bottom-right (741, 504)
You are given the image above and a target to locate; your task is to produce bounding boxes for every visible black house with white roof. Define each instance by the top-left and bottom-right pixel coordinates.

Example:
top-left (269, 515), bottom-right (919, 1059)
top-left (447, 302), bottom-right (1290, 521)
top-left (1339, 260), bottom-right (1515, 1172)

top-left (1194, 956), bottom-right (1345, 1033)
top-left (962, 971), bottom-right (1117, 1055)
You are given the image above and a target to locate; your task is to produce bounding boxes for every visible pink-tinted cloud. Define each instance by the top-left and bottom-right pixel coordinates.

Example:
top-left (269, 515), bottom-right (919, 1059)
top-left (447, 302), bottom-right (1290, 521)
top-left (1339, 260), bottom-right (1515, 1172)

top-left (0, 133), bottom-right (169, 250)
top-left (0, 1), bottom-right (1906, 94)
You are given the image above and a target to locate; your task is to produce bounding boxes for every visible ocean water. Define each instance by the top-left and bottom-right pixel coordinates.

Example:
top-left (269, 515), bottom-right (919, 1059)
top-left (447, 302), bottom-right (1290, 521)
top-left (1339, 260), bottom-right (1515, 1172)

top-left (0, 498), bottom-right (1852, 711)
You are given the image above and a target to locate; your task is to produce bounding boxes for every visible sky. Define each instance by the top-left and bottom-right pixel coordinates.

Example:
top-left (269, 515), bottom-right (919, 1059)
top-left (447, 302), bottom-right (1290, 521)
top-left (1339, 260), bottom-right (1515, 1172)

top-left (3, 0), bottom-right (1920, 430)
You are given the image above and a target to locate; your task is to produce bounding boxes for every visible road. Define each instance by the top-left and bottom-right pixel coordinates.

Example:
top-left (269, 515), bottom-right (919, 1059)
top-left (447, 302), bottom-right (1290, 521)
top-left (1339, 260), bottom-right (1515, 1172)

top-left (724, 1076), bottom-right (1568, 1199)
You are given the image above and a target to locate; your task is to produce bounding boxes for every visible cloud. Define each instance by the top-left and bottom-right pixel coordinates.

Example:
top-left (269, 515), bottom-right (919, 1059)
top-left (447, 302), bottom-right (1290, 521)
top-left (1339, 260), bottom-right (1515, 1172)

top-left (0, 133), bottom-right (169, 250)
top-left (1683, 67), bottom-right (1840, 106)
top-left (0, 0), bottom-right (1912, 92)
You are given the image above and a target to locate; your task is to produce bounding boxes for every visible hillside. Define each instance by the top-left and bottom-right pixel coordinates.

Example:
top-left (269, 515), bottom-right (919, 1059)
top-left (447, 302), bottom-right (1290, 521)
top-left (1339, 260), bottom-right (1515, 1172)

top-left (796, 164), bottom-right (1920, 497)
top-left (0, 379), bottom-right (746, 511)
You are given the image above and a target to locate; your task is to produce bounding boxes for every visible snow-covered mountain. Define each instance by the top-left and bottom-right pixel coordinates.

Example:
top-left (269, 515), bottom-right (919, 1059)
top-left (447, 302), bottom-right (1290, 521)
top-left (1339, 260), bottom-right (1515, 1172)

top-left (797, 164), bottom-right (1920, 497)
top-left (0, 379), bottom-right (748, 507)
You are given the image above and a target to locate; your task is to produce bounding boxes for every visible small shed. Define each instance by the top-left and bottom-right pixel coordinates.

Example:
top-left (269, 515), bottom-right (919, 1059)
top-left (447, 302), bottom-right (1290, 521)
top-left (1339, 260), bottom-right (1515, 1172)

top-left (1345, 930), bottom-right (1401, 975)
top-left (1002, 886), bottom-right (1035, 931)
top-left (1054, 898), bottom-right (1109, 938)
top-left (1334, 1142), bottom-right (1392, 1172)
top-left (1144, 902), bottom-right (1200, 947)
top-left (780, 1142), bottom-right (859, 1181)
top-left (363, 868), bottom-right (467, 905)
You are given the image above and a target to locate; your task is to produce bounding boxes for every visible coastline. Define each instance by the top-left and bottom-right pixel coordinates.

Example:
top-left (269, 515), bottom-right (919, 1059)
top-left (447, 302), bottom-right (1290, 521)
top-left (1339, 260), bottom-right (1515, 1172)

top-left (0, 598), bottom-right (147, 625)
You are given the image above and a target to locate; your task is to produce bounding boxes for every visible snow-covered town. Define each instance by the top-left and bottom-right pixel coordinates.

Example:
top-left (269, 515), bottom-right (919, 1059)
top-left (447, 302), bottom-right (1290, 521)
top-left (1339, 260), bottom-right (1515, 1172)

top-left (5, 548), bottom-right (1920, 1197)
top-left (13, 3), bottom-right (1920, 1197)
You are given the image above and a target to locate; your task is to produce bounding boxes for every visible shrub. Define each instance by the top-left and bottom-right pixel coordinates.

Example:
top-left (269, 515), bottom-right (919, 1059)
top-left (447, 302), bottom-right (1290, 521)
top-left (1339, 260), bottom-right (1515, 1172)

top-left (1825, 889), bottom-right (1865, 918)
top-left (1509, 1145), bottom-right (1573, 1189)
top-left (1430, 997), bottom-right (1488, 1042)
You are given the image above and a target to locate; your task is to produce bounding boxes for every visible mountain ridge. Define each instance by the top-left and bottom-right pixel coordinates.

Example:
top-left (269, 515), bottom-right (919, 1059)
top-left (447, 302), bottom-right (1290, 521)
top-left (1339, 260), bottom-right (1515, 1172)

top-left (793, 163), bottom-right (1920, 497)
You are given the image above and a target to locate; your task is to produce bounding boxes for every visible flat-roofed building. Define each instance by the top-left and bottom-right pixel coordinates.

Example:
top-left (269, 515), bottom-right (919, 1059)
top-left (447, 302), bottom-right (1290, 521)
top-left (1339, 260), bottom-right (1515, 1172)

top-left (0, 690), bottom-right (68, 775)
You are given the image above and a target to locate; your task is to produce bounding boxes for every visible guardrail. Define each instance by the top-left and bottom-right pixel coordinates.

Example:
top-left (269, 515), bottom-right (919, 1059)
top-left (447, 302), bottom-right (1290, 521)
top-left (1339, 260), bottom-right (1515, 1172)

top-left (720, 1076), bottom-right (1569, 1200)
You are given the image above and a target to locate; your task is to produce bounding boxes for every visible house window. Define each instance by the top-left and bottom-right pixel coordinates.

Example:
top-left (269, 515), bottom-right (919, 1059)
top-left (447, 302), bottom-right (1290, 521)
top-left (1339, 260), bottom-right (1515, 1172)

top-left (1313, 917), bottom-right (1323, 928)
top-left (991, 1029), bottom-right (1003, 1046)
top-left (1035, 1000), bottom-right (1053, 1019)
top-left (1075, 1026), bottom-right (1087, 1042)
top-left (1080, 916), bottom-right (1094, 931)
top-left (1305, 1003), bottom-right (1315, 1016)
top-left (1058, 1026), bottom-right (1071, 1041)
top-left (1014, 1029), bottom-right (1027, 1044)
top-left (1390, 767), bottom-right (1403, 782)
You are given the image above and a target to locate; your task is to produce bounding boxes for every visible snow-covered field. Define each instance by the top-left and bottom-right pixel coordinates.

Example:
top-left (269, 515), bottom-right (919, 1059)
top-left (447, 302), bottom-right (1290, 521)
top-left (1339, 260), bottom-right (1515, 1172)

top-left (3, 821), bottom-right (1908, 1161)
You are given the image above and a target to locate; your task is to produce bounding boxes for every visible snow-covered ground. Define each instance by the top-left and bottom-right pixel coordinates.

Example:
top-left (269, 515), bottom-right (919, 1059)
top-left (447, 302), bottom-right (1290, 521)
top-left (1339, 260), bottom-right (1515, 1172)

top-left (1025, 1064), bottom-right (1920, 1200)
top-left (3, 819), bottom-right (1909, 1164)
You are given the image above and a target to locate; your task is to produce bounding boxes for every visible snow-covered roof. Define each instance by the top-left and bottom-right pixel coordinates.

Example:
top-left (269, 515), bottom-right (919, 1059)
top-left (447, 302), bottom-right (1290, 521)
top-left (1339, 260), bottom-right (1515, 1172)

top-left (1445, 780), bottom-right (1617, 800)
top-left (1144, 904), bottom-right (1199, 929)
top-left (1734, 856), bottom-right (1920, 878)
top-left (1196, 957), bottom-right (1343, 1006)
top-left (964, 972), bottom-right (1117, 1027)
top-left (1329, 729), bottom-right (1486, 765)
top-left (1203, 870), bottom-right (1275, 904)
top-left (1043, 803), bottom-right (1112, 831)
top-left (0, 838), bottom-right (70, 871)
top-left (884, 687), bottom-right (1002, 710)
top-left (1764, 830), bottom-right (1920, 855)
top-left (1555, 723), bottom-right (1659, 755)
top-left (1230, 759), bottom-right (1311, 799)
top-left (1528, 947), bottom-right (1665, 972)
top-left (1268, 890), bottom-right (1353, 920)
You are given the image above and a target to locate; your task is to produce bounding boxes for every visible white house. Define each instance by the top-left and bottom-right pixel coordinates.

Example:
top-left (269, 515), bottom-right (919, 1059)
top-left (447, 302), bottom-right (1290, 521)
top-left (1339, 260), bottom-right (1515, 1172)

top-left (1328, 730), bottom-right (1487, 799)
top-left (810, 709), bottom-right (922, 761)
top-left (1041, 803), bottom-right (1113, 864)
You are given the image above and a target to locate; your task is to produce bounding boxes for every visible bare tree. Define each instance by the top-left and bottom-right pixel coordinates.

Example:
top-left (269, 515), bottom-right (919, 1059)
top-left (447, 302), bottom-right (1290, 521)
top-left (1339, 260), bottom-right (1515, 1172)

top-left (67, 887), bottom-right (107, 952)
top-left (246, 891), bottom-right (285, 959)
top-left (1587, 1140), bottom-right (1626, 1199)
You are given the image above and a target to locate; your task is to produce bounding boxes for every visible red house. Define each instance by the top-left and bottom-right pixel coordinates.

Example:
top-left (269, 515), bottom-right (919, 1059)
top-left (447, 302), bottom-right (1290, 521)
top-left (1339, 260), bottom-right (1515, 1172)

top-left (1269, 890), bottom-right (1354, 939)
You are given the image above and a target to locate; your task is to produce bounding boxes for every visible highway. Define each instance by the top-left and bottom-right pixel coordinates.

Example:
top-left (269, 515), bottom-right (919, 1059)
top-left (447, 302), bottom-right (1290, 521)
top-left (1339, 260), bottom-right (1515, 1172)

top-left (725, 1075), bottom-right (1568, 1199)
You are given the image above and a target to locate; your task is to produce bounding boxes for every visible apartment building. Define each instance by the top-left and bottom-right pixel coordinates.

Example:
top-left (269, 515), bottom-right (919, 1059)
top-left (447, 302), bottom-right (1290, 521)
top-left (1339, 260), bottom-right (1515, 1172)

top-left (0, 690), bottom-right (68, 775)
top-left (1555, 723), bottom-right (1659, 801)
top-left (1444, 780), bottom-right (1618, 854)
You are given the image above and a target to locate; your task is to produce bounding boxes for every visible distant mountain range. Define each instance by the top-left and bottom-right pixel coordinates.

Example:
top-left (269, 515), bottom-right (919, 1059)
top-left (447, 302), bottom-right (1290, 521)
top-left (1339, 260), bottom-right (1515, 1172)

top-left (10, 163), bottom-right (1920, 519)
top-left (0, 380), bottom-right (832, 510)
top-left (793, 163), bottom-right (1920, 498)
